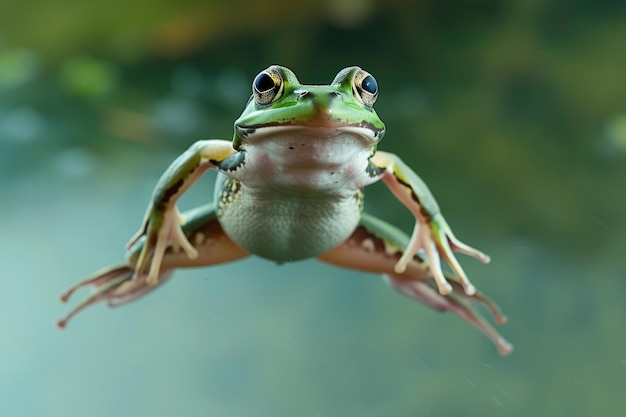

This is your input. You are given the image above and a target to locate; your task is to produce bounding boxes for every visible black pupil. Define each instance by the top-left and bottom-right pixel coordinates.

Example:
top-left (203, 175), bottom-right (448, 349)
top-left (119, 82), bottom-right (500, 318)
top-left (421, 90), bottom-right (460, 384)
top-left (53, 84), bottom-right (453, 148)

top-left (361, 75), bottom-right (377, 94)
top-left (254, 73), bottom-right (275, 92)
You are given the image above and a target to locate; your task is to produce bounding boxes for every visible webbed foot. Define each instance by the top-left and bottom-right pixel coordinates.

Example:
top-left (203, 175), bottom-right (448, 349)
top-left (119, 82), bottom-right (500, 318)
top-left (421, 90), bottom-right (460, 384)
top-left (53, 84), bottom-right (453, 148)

top-left (57, 265), bottom-right (172, 328)
top-left (385, 273), bottom-right (512, 356)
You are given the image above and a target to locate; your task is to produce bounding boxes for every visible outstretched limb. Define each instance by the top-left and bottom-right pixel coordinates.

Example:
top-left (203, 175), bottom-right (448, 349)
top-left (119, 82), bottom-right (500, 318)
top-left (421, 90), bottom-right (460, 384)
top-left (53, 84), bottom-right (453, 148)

top-left (127, 140), bottom-right (240, 286)
top-left (370, 151), bottom-right (490, 296)
top-left (58, 203), bottom-right (249, 328)
top-left (317, 213), bottom-right (512, 356)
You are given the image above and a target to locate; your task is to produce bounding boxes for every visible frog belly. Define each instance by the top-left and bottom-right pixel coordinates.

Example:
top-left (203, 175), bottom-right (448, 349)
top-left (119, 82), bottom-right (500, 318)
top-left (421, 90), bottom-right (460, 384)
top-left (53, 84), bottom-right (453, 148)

top-left (216, 187), bottom-right (362, 262)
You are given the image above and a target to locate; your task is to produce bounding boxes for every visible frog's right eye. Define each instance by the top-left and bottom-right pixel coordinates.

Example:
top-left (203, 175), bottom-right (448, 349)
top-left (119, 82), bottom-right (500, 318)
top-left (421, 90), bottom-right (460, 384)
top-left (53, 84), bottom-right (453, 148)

top-left (253, 69), bottom-right (283, 105)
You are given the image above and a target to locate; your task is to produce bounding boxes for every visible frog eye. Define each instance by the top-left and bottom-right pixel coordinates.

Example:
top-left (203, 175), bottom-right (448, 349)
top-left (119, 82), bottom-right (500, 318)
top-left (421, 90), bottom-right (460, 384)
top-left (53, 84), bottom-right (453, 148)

top-left (353, 69), bottom-right (378, 107)
top-left (253, 68), bottom-right (283, 105)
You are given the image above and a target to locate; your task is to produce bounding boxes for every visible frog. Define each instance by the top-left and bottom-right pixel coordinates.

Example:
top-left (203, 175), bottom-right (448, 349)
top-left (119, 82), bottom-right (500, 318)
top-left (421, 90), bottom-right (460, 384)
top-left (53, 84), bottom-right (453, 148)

top-left (58, 65), bottom-right (513, 355)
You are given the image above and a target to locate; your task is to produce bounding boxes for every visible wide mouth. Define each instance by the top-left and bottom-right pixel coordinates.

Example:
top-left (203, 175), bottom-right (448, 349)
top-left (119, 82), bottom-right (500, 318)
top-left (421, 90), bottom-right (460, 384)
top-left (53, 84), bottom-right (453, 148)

top-left (236, 122), bottom-right (383, 144)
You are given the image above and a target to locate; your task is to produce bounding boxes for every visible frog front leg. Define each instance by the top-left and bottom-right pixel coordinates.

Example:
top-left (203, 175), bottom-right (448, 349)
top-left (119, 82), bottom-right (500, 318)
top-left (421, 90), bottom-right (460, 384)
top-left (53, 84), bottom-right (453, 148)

top-left (127, 139), bottom-right (241, 286)
top-left (317, 213), bottom-right (512, 356)
top-left (58, 203), bottom-right (249, 328)
top-left (370, 151), bottom-right (490, 296)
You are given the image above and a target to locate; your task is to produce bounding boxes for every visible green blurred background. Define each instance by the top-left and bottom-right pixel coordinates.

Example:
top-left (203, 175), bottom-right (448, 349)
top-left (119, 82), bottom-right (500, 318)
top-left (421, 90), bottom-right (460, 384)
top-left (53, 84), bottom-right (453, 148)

top-left (1, 0), bottom-right (625, 415)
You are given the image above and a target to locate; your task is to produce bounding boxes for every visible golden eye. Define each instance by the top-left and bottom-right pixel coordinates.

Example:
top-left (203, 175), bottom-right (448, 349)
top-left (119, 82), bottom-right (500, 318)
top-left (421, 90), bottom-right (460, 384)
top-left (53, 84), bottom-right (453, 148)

top-left (353, 69), bottom-right (378, 107)
top-left (252, 68), bottom-right (283, 105)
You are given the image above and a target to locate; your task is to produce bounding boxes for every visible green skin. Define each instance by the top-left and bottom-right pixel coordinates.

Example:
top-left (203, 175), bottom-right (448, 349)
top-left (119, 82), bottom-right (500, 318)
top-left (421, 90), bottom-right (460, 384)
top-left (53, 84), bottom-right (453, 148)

top-left (59, 66), bottom-right (513, 356)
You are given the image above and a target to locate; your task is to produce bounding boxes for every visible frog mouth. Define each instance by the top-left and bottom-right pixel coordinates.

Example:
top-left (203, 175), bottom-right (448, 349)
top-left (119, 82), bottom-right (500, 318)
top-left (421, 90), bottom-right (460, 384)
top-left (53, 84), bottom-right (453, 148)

top-left (235, 125), bottom-right (379, 173)
top-left (236, 121), bottom-right (384, 143)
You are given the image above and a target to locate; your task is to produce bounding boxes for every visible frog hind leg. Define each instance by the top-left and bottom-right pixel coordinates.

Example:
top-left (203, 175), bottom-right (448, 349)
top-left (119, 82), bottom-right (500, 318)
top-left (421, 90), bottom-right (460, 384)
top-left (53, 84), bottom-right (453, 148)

top-left (316, 213), bottom-right (513, 356)
top-left (58, 203), bottom-right (249, 328)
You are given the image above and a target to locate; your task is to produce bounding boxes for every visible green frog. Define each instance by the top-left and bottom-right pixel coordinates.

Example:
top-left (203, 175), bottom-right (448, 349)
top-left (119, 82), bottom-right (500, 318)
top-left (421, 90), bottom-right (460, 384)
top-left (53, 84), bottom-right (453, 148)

top-left (59, 65), bottom-right (512, 355)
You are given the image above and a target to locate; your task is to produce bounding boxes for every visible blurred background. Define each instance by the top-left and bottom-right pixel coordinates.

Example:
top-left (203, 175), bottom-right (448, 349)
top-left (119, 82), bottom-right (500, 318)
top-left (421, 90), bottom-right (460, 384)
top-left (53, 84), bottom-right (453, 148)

top-left (1, 0), bottom-right (625, 415)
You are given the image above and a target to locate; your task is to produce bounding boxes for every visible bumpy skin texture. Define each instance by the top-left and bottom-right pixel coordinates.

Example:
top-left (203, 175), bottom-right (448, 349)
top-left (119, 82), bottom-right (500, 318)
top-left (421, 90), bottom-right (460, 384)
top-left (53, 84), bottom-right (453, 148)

top-left (59, 66), bottom-right (512, 356)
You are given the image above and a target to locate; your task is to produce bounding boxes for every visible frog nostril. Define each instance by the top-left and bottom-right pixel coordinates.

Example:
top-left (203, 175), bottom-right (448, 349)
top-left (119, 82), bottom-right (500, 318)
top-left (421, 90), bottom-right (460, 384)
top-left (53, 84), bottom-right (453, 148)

top-left (298, 90), bottom-right (311, 100)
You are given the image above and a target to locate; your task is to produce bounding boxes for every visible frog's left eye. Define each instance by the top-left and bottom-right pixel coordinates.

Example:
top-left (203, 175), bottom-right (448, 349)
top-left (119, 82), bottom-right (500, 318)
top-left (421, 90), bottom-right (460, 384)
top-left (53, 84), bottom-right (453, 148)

top-left (253, 69), bottom-right (283, 105)
top-left (353, 69), bottom-right (378, 107)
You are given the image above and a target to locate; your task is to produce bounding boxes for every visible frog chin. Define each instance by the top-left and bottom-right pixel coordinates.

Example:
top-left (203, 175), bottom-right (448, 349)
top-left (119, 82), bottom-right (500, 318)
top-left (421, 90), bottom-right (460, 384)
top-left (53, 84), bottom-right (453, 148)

top-left (246, 127), bottom-right (373, 166)
top-left (239, 127), bottom-right (375, 192)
